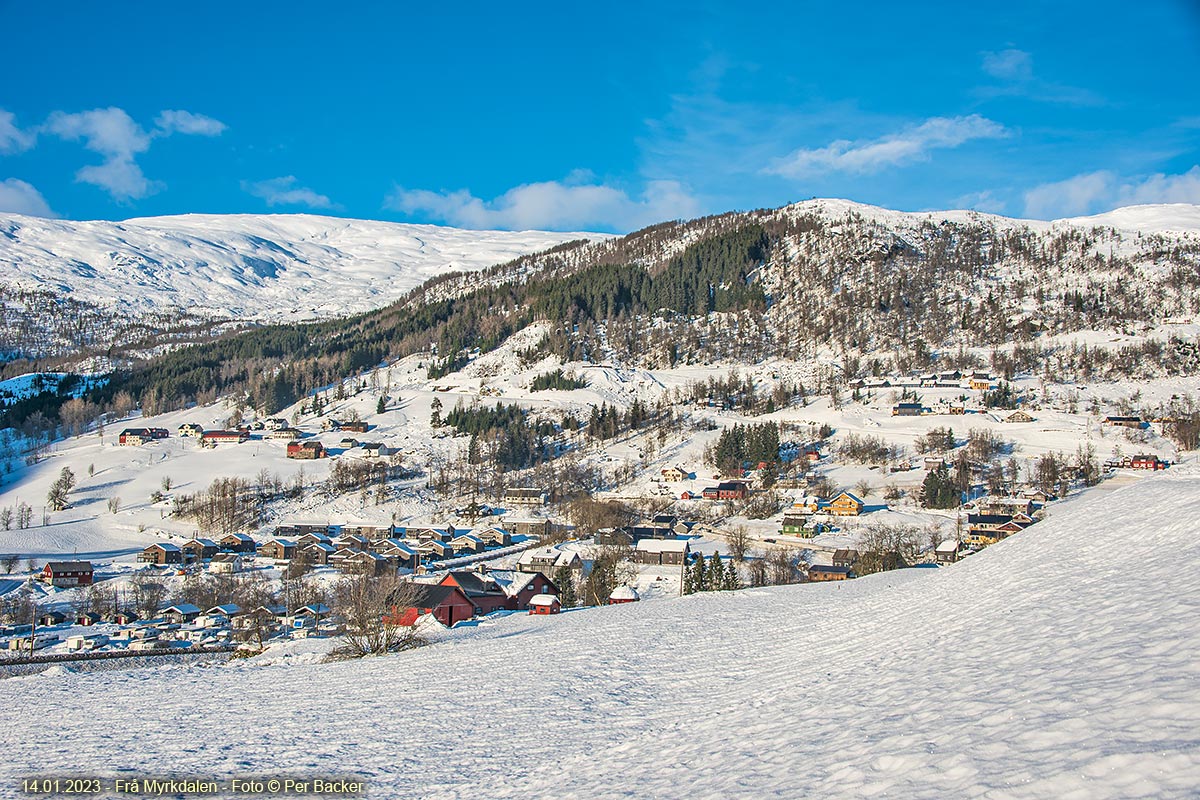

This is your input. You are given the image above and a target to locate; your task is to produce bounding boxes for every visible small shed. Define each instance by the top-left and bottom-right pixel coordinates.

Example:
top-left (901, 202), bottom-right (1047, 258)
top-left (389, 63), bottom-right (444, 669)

top-left (608, 585), bottom-right (640, 605)
top-left (528, 594), bottom-right (562, 615)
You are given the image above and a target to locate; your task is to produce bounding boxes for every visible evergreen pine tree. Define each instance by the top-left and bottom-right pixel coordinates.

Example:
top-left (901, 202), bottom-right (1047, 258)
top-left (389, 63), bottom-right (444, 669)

top-left (723, 559), bottom-right (742, 591)
top-left (554, 566), bottom-right (578, 608)
top-left (686, 554), bottom-right (706, 595)
top-left (707, 552), bottom-right (724, 591)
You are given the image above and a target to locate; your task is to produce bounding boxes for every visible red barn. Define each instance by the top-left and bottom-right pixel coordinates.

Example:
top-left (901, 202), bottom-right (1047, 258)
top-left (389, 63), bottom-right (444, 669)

top-left (41, 561), bottom-right (94, 587)
top-left (385, 584), bottom-right (475, 627)
top-left (287, 441), bottom-right (325, 459)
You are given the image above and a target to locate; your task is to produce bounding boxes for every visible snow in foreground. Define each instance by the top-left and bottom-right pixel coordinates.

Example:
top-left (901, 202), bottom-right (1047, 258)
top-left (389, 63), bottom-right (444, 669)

top-left (4, 469), bottom-right (1200, 799)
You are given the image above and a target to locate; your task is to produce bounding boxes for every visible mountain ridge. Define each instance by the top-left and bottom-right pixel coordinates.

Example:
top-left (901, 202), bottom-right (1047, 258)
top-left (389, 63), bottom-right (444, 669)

top-left (0, 212), bottom-right (605, 322)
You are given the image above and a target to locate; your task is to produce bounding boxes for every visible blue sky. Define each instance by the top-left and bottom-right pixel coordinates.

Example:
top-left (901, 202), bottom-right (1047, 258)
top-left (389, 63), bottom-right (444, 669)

top-left (1, 1), bottom-right (1198, 231)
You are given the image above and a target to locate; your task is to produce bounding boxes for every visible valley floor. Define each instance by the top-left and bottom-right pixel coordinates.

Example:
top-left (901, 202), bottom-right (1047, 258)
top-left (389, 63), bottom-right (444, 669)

top-left (4, 466), bottom-right (1199, 799)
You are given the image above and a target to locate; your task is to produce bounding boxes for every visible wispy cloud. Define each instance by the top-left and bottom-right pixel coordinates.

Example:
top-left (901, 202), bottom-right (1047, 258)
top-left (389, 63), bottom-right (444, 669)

top-left (951, 189), bottom-right (1008, 214)
top-left (981, 49), bottom-right (1034, 81)
top-left (154, 110), bottom-right (226, 137)
top-left (0, 109), bottom-right (35, 154)
top-left (0, 178), bottom-right (57, 217)
top-left (385, 173), bottom-right (701, 232)
top-left (243, 175), bottom-right (335, 209)
top-left (977, 49), bottom-right (1104, 107)
top-left (1023, 165), bottom-right (1200, 218)
top-left (766, 115), bottom-right (1008, 178)
top-left (43, 107), bottom-right (226, 202)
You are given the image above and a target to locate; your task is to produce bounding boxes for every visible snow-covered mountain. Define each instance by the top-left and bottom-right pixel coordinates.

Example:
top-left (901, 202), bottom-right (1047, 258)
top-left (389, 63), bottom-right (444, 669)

top-left (0, 212), bottom-right (604, 322)
top-left (7, 466), bottom-right (1198, 798)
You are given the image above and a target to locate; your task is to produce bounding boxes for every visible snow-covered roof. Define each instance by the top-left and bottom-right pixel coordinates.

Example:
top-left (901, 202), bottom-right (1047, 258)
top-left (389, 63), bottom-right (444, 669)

top-left (165, 604), bottom-right (201, 615)
top-left (529, 594), bottom-right (560, 606)
top-left (207, 604), bottom-right (241, 615)
top-left (935, 540), bottom-right (960, 553)
top-left (518, 547), bottom-right (578, 567)
top-left (297, 604), bottom-right (331, 615)
top-left (609, 585), bottom-right (640, 601)
top-left (635, 539), bottom-right (690, 553)
top-left (487, 570), bottom-right (539, 597)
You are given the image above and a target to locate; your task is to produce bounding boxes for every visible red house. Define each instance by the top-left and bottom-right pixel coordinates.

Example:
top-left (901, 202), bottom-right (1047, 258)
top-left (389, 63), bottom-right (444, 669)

top-left (1130, 454), bottom-right (1167, 470)
top-left (385, 584), bottom-right (475, 627)
top-left (439, 570), bottom-right (558, 614)
top-left (702, 481), bottom-right (750, 500)
top-left (41, 561), bottom-right (94, 587)
top-left (439, 571), bottom-right (511, 615)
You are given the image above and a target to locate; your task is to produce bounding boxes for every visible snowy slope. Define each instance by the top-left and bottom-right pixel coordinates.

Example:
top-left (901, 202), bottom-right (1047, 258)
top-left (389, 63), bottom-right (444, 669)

top-left (0, 213), bottom-right (604, 321)
top-left (780, 197), bottom-right (1200, 236)
top-left (5, 467), bottom-right (1199, 798)
top-left (1060, 203), bottom-right (1200, 234)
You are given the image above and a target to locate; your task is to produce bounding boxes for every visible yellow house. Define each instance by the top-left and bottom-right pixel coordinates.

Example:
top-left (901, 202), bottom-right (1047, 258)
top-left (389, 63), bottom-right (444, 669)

top-left (660, 466), bottom-right (689, 482)
top-left (965, 529), bottom-right (1004, 547)
top-left (826, 491), bottom-right (865, 517)
top-left (792, 495), bottom-right (821, 513)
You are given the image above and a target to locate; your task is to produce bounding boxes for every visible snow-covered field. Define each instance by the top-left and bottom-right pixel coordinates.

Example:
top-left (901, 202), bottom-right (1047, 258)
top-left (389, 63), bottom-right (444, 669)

top-left (3, 465), bottom-right (1198, 799)
top-left (0, 212), bottom-right (605, 321)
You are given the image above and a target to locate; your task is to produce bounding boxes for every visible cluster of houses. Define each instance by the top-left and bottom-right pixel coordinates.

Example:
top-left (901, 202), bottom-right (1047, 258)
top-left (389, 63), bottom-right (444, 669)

top-left (1104, 453), bottom-right (1169, 470)
top-left (958, 495), bottom-right (1045, 551)
top-left (777, 491), bottom-right (867, 536)
top-left (392, 567), bottom-right (564, 626)
top-left (891, 403), bottom-right (1035, 423)
top-left (6, 600), bottom-right (342, 654)
top-left (852, 370), bottom-right (996, 392)
top-left (135, 518), bottom-right (543, 578)
top-left (117, 418), bottom-right (398, 461)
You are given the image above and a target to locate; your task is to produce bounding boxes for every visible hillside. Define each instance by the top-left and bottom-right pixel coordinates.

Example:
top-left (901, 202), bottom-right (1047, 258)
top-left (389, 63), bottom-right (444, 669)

top-left (70, 199), bottom-right (1199, 424)
top-left (0, 213), bottom-right (602, 362)
top-left (5, 466), bottom-right (1198, 798)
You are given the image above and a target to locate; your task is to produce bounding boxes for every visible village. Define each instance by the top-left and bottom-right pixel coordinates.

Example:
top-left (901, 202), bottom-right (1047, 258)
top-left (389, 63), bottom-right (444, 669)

top-left (0, 346), bottom-right (1189, 663)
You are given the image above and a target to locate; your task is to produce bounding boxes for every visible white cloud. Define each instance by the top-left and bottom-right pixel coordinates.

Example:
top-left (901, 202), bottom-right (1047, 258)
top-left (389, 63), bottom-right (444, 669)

top-left (0, 110), bottom-right (35, 154)
top-left (243, 176), bottom-right (334, 209)
top-left (154, 110), bottom-right (226, 137)
top-left (1023, 166), bottom-right (1200, 218)
top-left (767, 115), bottom-right (1008, 178)
top-left (1120, 167), bottom-right (1200, 205)
top-left (981, 49), bottom-right (1033, 81)
top-left (45, 107), bottom-right (151, 160)
top-left (44, 107), bottom-right (156, 201)
top-left (44, 106), bottom-right (225, 202)
top-left (385, 176), bottom-right (702, 232)
top-left (0, 178), bottom-right (57, 217)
